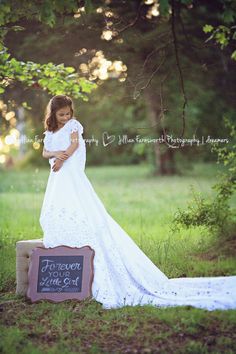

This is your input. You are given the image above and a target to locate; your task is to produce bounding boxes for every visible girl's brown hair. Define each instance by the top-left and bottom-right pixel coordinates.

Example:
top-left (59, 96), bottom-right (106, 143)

top-left (43, 95), bottom-right (74, 132)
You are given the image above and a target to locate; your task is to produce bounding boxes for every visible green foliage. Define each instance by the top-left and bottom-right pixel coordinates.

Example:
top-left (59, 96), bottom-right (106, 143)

top-left (211, 116), bottom-right (236, 200)
top-left (203, 0), bottom-right (236, 60)
top-left (0, 0), bottom-right (78, 27)
top-left (0, 46), bottom-right (96, 97)
top-left (172, 116), bottom-right (236, 239)
top-left (203, 24), bottom-right (234, 50)
top-left (0, 0), bottom-right (97, 98)
top-left (231, 50), bottom-right (236, 60)
top-left (172, 184), bottom-right (232, 233)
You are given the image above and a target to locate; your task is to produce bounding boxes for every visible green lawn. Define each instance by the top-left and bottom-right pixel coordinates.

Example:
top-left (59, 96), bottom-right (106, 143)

top-left (0, 162), bottom-right (236, 353)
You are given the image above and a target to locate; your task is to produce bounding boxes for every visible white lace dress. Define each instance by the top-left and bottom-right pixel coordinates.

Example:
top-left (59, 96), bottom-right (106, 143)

top-left (39, 118), bottom-right (236, 311)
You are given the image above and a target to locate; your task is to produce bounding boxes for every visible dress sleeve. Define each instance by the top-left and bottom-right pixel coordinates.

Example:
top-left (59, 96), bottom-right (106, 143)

top-left (43, 131), bottom-right (52, 150)
top-left (69, 119), bottom-right (84, 135)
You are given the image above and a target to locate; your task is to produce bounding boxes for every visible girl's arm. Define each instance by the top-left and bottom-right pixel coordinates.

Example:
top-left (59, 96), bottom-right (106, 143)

top-left (43, 131), bottom-right (79, 161)
top-left (64, 131), bottom-right (79, 158)
top-left (42, 149), bottom-right (62, 159)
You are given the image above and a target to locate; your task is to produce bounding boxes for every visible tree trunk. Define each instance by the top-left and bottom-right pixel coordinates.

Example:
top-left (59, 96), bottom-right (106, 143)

top-left (144, 88), bottom-right (176, 175)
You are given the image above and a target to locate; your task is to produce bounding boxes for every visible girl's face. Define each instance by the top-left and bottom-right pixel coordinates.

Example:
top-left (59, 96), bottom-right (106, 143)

top-left (55, 106), bottom-right (72, 126)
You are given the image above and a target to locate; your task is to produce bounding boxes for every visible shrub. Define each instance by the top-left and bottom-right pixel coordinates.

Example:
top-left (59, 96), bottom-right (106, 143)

top-left (171, 116), bottom-right (236, 240)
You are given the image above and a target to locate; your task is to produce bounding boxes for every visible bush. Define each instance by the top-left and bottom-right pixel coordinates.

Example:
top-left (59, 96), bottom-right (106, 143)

top-left (171, 116), bottom-right (236, 240)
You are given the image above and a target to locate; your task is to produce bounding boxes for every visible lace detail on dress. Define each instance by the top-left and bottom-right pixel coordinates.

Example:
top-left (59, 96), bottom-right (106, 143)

top-left (40, 204), bottom-right (97, 249)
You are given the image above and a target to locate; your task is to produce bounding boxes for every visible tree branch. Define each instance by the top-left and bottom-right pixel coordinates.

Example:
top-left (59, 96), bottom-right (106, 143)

top-left (170, 0), bottom-right (187, 139)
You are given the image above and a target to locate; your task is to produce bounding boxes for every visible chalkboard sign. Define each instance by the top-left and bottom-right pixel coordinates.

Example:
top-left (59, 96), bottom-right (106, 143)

top-left (37, 255), bottom-right (84, 293)
top-left (27, 245), bottom-right (95, 303)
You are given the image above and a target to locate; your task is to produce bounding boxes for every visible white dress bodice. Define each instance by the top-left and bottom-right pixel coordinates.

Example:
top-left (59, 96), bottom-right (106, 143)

top-left (43, 118), bottom-right (86, 171)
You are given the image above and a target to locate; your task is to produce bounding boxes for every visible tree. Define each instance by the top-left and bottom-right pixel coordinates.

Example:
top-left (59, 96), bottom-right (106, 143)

top-left (1, 0), bottom-right (235, 172)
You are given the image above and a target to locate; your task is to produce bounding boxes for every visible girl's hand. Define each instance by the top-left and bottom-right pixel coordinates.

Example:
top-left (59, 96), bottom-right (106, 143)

top-left (52, 158), bottom-right (64, 172)
top-left (54, 151), bottom-right (70, 161)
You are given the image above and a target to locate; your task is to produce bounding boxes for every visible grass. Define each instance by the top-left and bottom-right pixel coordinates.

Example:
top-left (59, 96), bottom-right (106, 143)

top-left (1, 298), bottom-right (236, 353)
top-left (0, 162), bottom-right (236, 353)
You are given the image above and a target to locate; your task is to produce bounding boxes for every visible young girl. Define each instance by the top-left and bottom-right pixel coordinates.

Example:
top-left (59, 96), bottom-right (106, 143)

top-left (40, 95), bottom-right (236, 310)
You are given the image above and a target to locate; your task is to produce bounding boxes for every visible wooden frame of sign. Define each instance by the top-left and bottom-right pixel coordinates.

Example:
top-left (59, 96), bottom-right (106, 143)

top-left (26, 245), bottom-right (95, 303)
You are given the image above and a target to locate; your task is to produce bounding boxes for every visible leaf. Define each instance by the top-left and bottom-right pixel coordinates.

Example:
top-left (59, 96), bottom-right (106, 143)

top-left (203, 24), bottom-right (214, 33)
top-left (22, 101), bottom-right (32, 110)
top-left (231, 50), bottom-right (236, 61)
top-left (65, 66), bottom-right (75, 73)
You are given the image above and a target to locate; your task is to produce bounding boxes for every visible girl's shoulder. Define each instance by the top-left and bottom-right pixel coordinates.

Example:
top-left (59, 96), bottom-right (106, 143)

top-left (42, 118), bottom-right (84, 136)
top-left (67, 118), bottom-right (84, 135)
